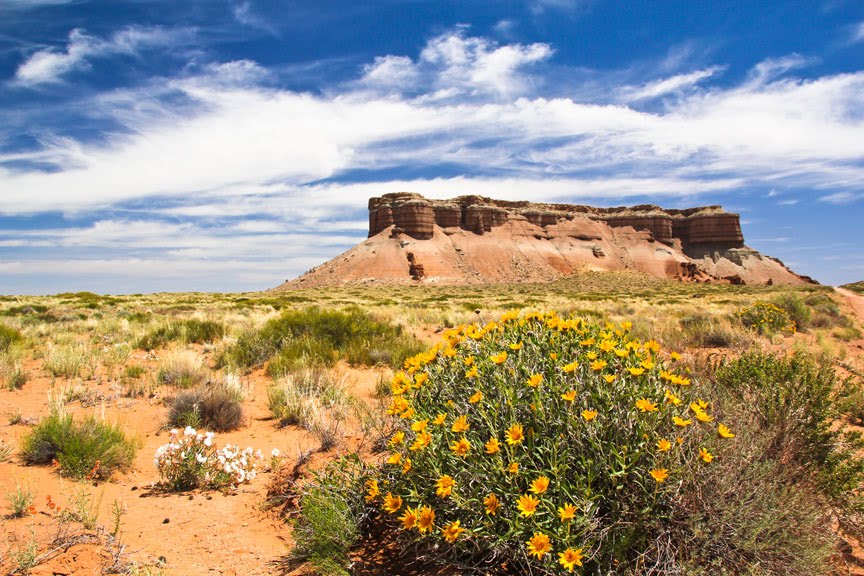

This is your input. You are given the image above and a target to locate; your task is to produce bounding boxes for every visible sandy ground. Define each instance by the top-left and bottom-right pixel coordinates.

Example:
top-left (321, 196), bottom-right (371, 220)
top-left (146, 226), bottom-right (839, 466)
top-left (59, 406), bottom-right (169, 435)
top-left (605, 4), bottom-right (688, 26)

top-left (837, 288), bottom-right (864, 323)
top-left (0, 350), bottom-right (390, 576)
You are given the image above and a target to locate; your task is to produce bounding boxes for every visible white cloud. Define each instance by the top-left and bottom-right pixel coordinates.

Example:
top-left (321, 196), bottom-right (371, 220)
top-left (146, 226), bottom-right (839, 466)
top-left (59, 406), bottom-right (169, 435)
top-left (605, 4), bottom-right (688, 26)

top-left (13, 26), bottom-right (191, 86)
top-left (359, 29), bottom-right (553, 99)
top-left (745, 54), bottom-right (816, 86)
top-left (819, 191), bottom-right (864, 204)
top-left (620, 67), bottom-right (723, 102)
top-left (852, 21), bottom-right (864, 44)
top-left (231, 1), bottom-right (278, 35)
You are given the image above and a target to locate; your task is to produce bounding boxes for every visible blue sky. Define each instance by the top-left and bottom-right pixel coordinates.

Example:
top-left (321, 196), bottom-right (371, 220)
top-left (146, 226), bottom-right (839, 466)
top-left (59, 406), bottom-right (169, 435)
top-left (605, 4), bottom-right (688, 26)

top-left (1, 0), bottom-right (863, 294)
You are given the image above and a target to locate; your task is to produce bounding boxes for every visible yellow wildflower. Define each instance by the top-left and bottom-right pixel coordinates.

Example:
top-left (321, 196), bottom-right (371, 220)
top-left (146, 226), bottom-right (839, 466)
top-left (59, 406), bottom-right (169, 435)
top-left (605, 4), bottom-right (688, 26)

top-left (382, 492), bottom-right (403, 514)
top-left (505, 423), bottom-right (524, 445)
top-left (435, 475), bottom-right (455, 498)
top-left (635, 398), bottom-right (658, 412)
top-left (558, 503), bottom-right (577, 522)
top-left (530, 476), bottom-right (550, 494)
top-left (603, 374), bottom-right (616, 384)
top-left (463, 355), bottom-right (475, 366)
top-left (526, 373), bottom-right (543, 388)
top-left (650, 468), bottom-right (669, 483)
top-left (718, 423), bottom-right (735, 438)
top-left (509, 342), bottom-right (523, 351)
top-left (442, 520), bottom-right (465, 543)
top-left (389, 431), bottom-right (405, 446)
top-left (451, 415), bottom-right (470, 433)
top-left (465, 366), bottom-right (479, 379)
top-left (561, 389), bottom-right (577, 402)
top-left (591, 359), bottom-right (607, 371)
top-left (506, 461), bottom-right (519, 474)
top-left (491, 351), bottom-right (508, 364)
top-left (409, 431), bottom-right (431, 452)
top-left (400, 507), bottom-right (418, 530)
top-left (673, 416), bottom-right (692, 427)
top-left (417, 505), bottom-right (435, 533)
top-left (387, 397), bottom-right (409, 415)
top-left (364, 479), bottom-right (380, 502)
top-left (664, 389), bottom-right (682, 405)
top-left (526, 532), bottom-right (552, 559)
top-left (699, 447), bottom-right (713, 463)
top-left (469, 390), bottom-right (483, 403)
top-left (402, 458), bottom-right (412, 474)
top-left (657, 438), bottom-right (672, 452)
top-left (485, 437), bottom-right (501, 454)
top-left (559, 547), bottom-right (584, 572)
top-left (517, 494), bottom-right (540, 517)
top-left (644, 339), bottom-right (661, 353)
top-left (628, 367), bottom-right (646, 377)
top-left (450, 436), bottom-right (471, 457)
top-left (563, 361), bottom-right (579, 373)
top-left (387, 452), bottom-right (402, 465)
top-left (411, 419), bottom-right (428, 432)
top-left (483, 493), bottom-right (500, 515)
top-left (670, 351), bottom-right (681, 361)
top-left (433, 413), bottom-right (446, 426)
top-left (582, 409), bottom-right (598, 421)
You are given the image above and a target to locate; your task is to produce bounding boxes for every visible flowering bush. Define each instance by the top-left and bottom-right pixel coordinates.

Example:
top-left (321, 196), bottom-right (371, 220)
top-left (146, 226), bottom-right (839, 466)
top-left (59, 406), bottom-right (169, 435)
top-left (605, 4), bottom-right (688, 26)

top-left (154, 427), bottom-right (262, 491)
top-left (737, 301), bottom-right (796, 335)
top-left (367, 311), bottom-right (734, 573)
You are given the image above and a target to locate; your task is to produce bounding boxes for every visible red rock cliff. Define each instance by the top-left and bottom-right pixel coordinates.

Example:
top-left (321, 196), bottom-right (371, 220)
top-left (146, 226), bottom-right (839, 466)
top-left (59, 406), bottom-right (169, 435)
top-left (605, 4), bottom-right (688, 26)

top-left (368, 193), bottom-right (744, 248)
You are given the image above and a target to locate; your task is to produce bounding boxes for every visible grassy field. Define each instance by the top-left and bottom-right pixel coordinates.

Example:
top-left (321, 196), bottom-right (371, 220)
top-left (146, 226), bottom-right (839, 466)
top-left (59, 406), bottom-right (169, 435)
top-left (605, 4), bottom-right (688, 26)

top-left (0, 273), bottom-right (863, 575)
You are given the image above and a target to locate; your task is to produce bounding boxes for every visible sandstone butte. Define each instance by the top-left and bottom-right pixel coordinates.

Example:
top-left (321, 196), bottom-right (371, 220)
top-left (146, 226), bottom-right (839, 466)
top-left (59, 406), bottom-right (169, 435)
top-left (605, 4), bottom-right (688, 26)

top-left (274, 192), bottom-right (815, 289)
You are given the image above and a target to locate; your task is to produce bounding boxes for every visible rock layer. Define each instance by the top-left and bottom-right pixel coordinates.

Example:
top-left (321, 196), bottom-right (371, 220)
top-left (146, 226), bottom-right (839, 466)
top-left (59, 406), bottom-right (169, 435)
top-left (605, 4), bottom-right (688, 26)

top-left (368, 193), bottom-right (744, 248)
top-left (278, 193), bottom-right (811, 290)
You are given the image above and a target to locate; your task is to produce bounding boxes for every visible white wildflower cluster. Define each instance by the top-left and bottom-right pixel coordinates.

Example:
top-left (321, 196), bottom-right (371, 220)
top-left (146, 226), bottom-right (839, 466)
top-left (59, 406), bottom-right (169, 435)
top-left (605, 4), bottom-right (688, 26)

top-left (154, 427), bottom-right (264, 491)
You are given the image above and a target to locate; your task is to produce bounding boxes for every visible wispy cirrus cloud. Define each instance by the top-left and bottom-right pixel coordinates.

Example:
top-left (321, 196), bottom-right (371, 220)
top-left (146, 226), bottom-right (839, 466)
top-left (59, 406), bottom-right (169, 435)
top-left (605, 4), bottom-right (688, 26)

top-left (619, 66), bottom-right (725, 102)
top-left (12, 26), bottom-right (193, 87)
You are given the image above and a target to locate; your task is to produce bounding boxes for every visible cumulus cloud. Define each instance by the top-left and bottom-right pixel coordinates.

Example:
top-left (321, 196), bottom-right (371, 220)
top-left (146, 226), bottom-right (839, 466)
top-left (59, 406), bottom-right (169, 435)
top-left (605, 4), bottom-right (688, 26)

top-left (13, 26), bottom-right (191, 86)
top-left (360, 28), bottom-right (553, 99)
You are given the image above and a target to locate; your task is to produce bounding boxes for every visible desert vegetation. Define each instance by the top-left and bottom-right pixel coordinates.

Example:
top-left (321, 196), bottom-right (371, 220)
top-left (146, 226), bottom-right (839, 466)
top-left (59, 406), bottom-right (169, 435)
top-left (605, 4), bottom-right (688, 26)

top-left (0, 273), bottom-right (862, 575)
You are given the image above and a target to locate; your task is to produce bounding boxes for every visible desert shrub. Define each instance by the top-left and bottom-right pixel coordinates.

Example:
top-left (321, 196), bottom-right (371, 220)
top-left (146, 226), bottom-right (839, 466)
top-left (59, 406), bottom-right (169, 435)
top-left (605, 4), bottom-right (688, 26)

top-left (771, 292), bottom-right (812, 331)
top-left (125, 365), bottom-right (146, 378)
top-left (710, 351), bottom-right (864, 503)
top-left (268, 369), bottom-right (349, 449)
top-left (44, 342), bottom-right (89, 379)
top-left (168, 385), bottom-right (244, 432)
top-left (675, 313), bottom-right (750, 348)
top-left (20, 409), bottom-right (138, 480)
top-left (137, 319), bottom-right (225, 350)
top-left (841, 281), bottom-right (864, 295)
top-left (5, 481), bottom-right (35, 518)
top-left (0, 439), bottom-right (13, 462)
top-left (737, 301), bottom-right (796, 336)
top-left (834, 326), bottom-right (863, 342)
top-left (0, 323), bottom-right (22, 352)
top-left (154, 427), bottom-right (261, 491)
top-left (217, 307), bottom-right (424, 371)
top-left (284, 456), bottom-right (369, 576)
top-left (367, 312), bottom-right (731, 574)
top-left (665, 351), bottom-right (864, 574)
top-left (1, 351), bottom-right (27, 390)
top-left (156, 352), bottom-right (207, 388)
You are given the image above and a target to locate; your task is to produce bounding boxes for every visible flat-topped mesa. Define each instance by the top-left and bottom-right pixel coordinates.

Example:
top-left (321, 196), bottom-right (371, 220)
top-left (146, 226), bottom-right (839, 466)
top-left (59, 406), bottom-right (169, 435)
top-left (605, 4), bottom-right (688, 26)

top-left (368, 193), bottom-right (744, 247)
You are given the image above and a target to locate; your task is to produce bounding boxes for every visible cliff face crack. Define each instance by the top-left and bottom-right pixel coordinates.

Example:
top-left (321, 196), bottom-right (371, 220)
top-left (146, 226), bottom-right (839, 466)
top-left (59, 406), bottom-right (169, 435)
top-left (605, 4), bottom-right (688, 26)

top-left (273, 193), bottom-right (815, 290)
